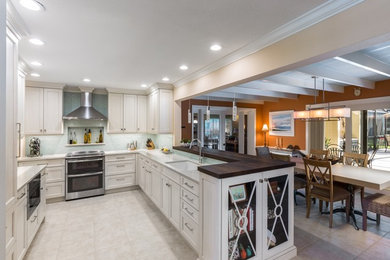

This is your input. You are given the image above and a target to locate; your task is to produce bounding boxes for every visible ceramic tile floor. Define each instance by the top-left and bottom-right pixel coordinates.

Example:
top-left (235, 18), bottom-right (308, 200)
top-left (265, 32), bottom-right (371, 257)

top-left (25, 189), bottom-right (390, 260)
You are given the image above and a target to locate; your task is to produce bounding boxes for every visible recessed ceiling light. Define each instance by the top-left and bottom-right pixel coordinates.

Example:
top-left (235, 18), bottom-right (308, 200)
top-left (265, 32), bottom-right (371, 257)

top-left (162, 77), bottom-right (170, 82)
top-left (83, 78), bottom-right (91, 82)
top-left (210, 44), bottom-right (222, 51)
top-left (30, 61), bottom-right (42, 66)
top-left (180, 65), bottom-right (188, 71)
top-left (19, 0), bottom-right (45, 11)
top-left (141, 84), bottom-right (148, 88)
top-left (29, 38), bottom-right (45, 46)
top-left (30, 73), bottom-right (40, 77)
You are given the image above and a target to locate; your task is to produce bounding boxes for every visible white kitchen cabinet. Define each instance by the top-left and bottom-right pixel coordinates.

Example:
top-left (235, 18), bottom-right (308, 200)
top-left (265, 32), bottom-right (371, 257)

top-left (24, 87), bottom-right (63, 135)
top-left (38, 172), bottom-right (47, 225)
top-left (105, 154), bottom-right (136, 190)
top-left (144, 168), bottom-right (152, 197)
top-left (200, 167), bottom-right (296, 260)
top-left (151, 169), bottom-right (163, 208)
top-left (15, 187), bottom-right (27, 260)
top-left (137, 95), bottom-right (147, 132)
top-left (162, 176), bottom-right (181, 229)
top-left (123, 94), bottom-right (137, 133)
top-left (107, 93), bottom-right (123, 133)
top-left (147, 89), bottom-right (173, 134)
top-left (108, 93), bottom-right (147, 134)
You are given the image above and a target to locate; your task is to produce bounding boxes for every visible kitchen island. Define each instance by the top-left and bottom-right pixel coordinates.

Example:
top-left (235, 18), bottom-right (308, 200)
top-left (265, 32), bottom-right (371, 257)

top-left (174, 147), bottom-right (297, 260)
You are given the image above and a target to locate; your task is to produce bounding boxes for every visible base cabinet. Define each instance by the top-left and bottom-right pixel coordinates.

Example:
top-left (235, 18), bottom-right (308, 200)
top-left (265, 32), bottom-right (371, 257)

top-left (162, 176), bottom-right (181, 229)
top-left (105, 154), bottom-right (136, 190)
top-left (15, 187), bottom-right (27, 260)
top-left (201, 167), bottom-right (296, 260)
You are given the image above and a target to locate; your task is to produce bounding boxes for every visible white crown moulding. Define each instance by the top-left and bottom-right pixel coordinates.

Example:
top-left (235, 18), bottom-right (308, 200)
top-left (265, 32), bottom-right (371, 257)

top-left (26, 80), bottom-right (65, 89)
top-left (173, 0), bottom-right (365, 88)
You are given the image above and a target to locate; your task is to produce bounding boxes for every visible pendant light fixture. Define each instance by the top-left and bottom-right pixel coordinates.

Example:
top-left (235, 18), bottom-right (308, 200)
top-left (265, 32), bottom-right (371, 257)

top-left (188, 100), bottom-right (192, 124)
top-left (294, 77), bottom-right (350, 120)
top-left (232, 94), bottom-right (238, 121)
top-left (206, 96), bottom-right (211, 121)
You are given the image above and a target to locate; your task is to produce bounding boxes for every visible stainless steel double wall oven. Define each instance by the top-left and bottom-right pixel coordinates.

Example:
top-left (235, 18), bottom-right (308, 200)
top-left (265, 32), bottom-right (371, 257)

top-left (65, 151), bottom-right (105, 200)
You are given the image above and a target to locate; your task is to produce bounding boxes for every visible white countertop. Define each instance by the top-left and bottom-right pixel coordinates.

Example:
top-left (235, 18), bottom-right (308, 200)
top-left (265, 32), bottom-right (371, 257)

top-left (138, 149), bottom-right (225, 182)
top-left (18, 154), bottom-right (67, 162)
top-left (17, 165), bottom-right (46, 191)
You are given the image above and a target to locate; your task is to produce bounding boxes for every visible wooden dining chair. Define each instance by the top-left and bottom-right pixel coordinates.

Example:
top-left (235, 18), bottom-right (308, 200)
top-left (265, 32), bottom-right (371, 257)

top-left (342, 152), bottom-right (369, 209)
top-left (309, 149), bottom-right (329, 160)
top-left (303, 158), bottom-right (350, 228)
top-left (327, 145), bottom-right (343, 161)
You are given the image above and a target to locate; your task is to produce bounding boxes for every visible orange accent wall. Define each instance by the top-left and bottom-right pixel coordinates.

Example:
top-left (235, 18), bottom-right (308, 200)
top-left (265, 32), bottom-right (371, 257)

top-left (181, 100), bottom-right (264, 146)
top-left (262, 79), bottom-right (390, 149)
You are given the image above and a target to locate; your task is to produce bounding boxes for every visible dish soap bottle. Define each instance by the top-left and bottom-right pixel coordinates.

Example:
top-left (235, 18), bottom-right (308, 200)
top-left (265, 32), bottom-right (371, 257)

top-left (73, 131), bottom-right (77, 144)
top-left (69, 131), bottom-right (73, 144)
top-left (99, 129), bottom-right (103, 143)
top-left (84, 129), bottom-right (88, 144)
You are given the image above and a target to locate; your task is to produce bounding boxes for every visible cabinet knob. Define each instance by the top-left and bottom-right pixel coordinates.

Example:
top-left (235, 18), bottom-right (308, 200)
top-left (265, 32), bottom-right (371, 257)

top-left (40, 129), bottom-right (43, 132)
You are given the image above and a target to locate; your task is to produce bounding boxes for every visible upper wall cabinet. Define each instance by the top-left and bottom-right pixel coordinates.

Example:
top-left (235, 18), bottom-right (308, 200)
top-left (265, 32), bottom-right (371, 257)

top-left (108, 93), bottom-right (147, 134)
top-left (148, 89), bottom-right (173, 134)
top-left (25, 87), bottom-right (63, 135)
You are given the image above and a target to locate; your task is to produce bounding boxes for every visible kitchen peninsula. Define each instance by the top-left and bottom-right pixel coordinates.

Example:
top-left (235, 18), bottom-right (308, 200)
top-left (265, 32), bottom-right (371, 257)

top-left (173, 147), bottom-right (297, 260)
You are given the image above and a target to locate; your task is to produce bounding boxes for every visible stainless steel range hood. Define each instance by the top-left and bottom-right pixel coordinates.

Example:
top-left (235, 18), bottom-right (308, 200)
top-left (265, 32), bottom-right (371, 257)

top-left (63, 91), bottom-right (107, 120)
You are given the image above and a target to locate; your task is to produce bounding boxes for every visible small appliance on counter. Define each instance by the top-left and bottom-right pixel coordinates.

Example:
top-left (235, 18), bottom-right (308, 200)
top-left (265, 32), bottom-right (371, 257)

top-left (29, 137), bottom-right (41, 157)
top-left (128, 140), bottom-right (137, 150)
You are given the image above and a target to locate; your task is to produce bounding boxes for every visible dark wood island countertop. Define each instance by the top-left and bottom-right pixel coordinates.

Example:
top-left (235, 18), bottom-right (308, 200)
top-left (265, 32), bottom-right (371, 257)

top-left (173, 146), bottom-right (296, 179)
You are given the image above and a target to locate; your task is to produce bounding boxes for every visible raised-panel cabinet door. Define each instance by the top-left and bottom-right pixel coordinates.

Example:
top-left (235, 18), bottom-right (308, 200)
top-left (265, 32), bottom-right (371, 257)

top-left (151, 170), bottom-right (162, 208)
top-left (170, 181), bottom-right (181, 229)
top-left (43, 88), bottom-right (63, 134)
top-left (108, 93), bottom-right (124, 133)
top-left (162, 177), bottom-right (170, 217)
top-left (123, 94), bottom-right (137, 133)
top-left (24, 87), bottom-right (43, 134)
top-left (15, 196), bottom-right (27, 260)
top-left (147, 92), bottom-right (157, 133)
top-left (137, 96), bottom-right (147, 132)
top-left (159, 89), bottom-right (173, 133)
top-left (144, 170), bottom-right (152, 197)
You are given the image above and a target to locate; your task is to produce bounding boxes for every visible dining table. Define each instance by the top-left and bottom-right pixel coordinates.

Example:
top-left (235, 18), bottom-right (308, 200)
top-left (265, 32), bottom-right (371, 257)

top-left (291, 157), bottom-right (390, 230)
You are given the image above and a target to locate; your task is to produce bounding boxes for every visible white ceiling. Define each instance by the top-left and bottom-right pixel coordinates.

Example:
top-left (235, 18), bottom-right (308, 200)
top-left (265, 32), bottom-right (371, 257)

top-left (13, 0), bottom-right (329, 90)
top-left (201, 39), bottom-right (390, 104)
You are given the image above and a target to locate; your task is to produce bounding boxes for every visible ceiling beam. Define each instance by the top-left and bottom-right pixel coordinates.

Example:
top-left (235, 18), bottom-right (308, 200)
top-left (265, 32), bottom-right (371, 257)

top-left (297, 65), bottom-right (375, 89)
top-left (265, 74), bottom-right (344, 93)
top-left (206, 91), bottom-right (279, 102)
top-left (336, 52), bottom-right (390, 77)
top-left (223, 86), bottom-right (297, 99)
top-left (238, 80), bottom-right (318, 96)
top-left (194, 96), bottom-right (264, 104)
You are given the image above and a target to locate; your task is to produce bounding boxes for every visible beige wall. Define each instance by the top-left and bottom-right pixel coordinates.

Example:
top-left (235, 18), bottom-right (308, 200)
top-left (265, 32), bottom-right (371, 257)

top-left (174, 0), bottom-right (390, 101)
top-left (324, 121), bottom-right (339, 147)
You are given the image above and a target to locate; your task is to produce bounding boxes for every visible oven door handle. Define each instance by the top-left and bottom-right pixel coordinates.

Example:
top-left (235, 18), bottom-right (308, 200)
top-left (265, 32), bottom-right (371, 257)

top-left (67, 172), bottom-right (103, 178)
top-left (67, 158), bottom-right (104, 163)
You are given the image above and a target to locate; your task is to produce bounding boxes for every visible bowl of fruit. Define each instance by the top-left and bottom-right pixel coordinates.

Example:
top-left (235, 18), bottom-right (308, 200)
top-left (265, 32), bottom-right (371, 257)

top-left (161, 147), bottom-right (172, 154)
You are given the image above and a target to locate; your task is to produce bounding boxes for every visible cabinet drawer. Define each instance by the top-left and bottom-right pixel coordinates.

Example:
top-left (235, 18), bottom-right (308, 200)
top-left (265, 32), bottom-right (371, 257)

top-left (150, 161), bottom-right (162, 172)
top-left (106, 161), bottom-right (136, 176)
top-left (27, 209), bottom-right (39, 246)
top-left (181, 211), bottom-right (199, 249)
top-left (182, 200), bottom-right (199, 224)
top-left (105, 154), bottom-right (135, 162)
top-left (18, 159), bottom-right (64, 167)
top-left (46, 182), bottom-right (65, 199)
top-left (181, 176), bottom-right (199, 196)
top-left (105, 173), bottom-right (135, 190)
top-left (163, 168), bottom-right (180, 184)
top-left (182, 188), bottom-right (199, 210)
top-left (17, 186), bottom-right (27, 201)
top-left (46, 166), bottom-right (65, 183)
top-left (5, 209), bottom-right (13, 247)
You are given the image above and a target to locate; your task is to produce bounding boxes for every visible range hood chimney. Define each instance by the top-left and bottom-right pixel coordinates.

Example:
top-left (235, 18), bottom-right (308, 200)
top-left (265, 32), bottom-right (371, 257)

top-left (63, 88), bottom-right (107, 120)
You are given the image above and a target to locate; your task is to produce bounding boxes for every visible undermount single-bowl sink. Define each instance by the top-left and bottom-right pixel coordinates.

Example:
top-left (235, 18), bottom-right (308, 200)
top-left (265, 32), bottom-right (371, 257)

top-left (165, 160), bottom-right (199, 171)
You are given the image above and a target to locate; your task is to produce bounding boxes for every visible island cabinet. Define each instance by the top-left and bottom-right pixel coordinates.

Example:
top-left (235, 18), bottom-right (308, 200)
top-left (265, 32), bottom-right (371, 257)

top-left (200, 167), bottom-right (296, 260)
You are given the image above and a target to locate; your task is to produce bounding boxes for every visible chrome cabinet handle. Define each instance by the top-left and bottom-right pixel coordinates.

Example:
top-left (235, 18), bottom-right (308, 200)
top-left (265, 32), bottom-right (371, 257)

top-left (67, 158), bottom-right (103, 163)
top-left (116, 157), bottom-right (125, 160)
top-left (185, 195), bottom-right (194, 202)
top-left (264, 178), bottom-right (269, 182)
top-left (16, 123), bottom-right (21, 158)
top-left (184, 182), bottom-right (194, 189)
top-left (116, 165), bottom-right (125, 168)
top-left (116, 178), bottom-right (125, 181)
top-left (184, 207), bottom-right (194, 216)
top-left (166, 183), bottom-right (171, 187)
top-left (184, 223), bottom-right (193, 232)
top-left (259, 179), bottom-right (263, 183)
top-left (30, 215), bottom-right (38, 223)
top-left (17, 192), bottom-right (26, 200)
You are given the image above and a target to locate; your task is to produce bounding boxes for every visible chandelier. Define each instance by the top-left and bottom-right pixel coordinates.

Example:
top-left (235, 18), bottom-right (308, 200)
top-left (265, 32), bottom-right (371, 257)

top-left (294, 76), bottom-right (350, 120)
